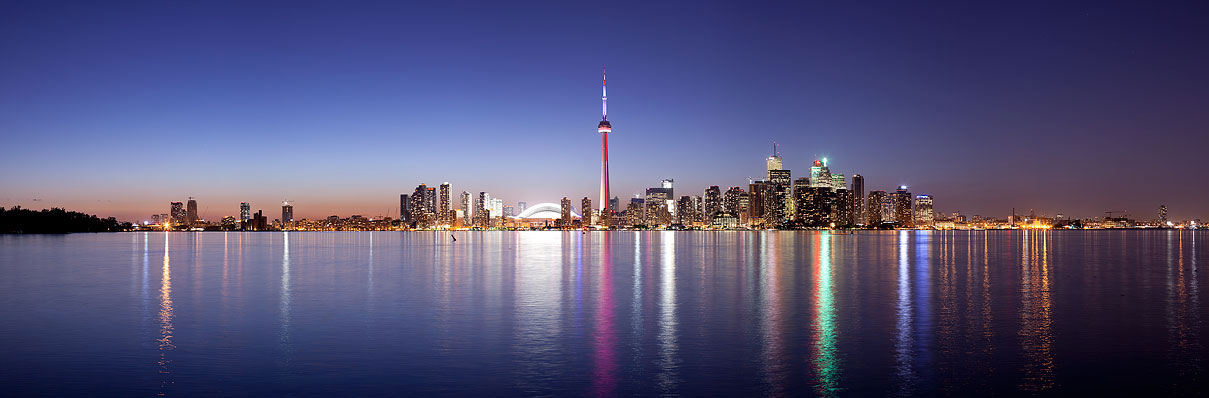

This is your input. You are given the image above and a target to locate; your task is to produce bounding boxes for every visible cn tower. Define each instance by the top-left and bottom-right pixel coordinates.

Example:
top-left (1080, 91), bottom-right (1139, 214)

top-left (597, 67), bottom-right (611, 225)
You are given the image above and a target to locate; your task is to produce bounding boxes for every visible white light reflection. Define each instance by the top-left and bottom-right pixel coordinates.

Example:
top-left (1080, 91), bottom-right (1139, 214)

top-left (279, 231), bottom-right (293, 365)
top-left (157, 232), bottom-right (175, 392)
top-left (894, 230), bottom-right (915, 393)
top-left (657, 231), bottom-right (679, 393)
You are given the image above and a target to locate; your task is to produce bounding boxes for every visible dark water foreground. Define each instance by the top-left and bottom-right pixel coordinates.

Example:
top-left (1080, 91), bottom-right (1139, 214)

top-left (1, 230), bottom-right (1206, 396)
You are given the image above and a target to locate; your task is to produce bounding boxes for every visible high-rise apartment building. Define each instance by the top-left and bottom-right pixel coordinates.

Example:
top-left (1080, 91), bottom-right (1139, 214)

top-left (866, 190), bottom-right (887, 225)
top-left (560, 197), bottom-right (573, 226)
top-left (401, 194), bottom-right (412, 223)
top-left (747, 181), bottom-right (768, 228)
top-left (170, 202), bottom-right (185, 225)
top-left (460, 191), bottom-right (471, 224)
top-left (892, 186), bottom-right (913, 227)
top-left (767, 169), bottom-right (792, 227)
top-left (914, 195), bottom-right (933, 228)
top-left (723, 187), bottom-right (746, 216)
top-left (835, 189), bottom-right (854, 227)
top-left (676, 195), bottom-right (702, 226)
top-left (581, 197), bottom-right (592, 226)
top-left (438, 183), bottom-right (451, 224)
top-left (281, 202), bottom-right (294, 228)
top-left (851, 174), bottom-right (864, 225)
top-left (703, 186), bottom-right (722, 220)
top-left (186, 198), bottom-right (199, 224)
top-left (240, 202), bottom-right (251, 221)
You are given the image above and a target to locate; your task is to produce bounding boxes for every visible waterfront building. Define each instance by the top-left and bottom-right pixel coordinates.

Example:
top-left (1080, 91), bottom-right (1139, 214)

top-left (460, 191), bottom-right (471, 225)
top-left (851, 174), bottom-right (864, 225)
top-left (186, 198), bottom-right (199, 224)
top-left (835, 189), bottom-right (854, 227)
top-left (767, 169), bottom-right (792, 227)
top-left (490, 198), bottom-right (503, 219)
top-left (914, 195), bottom-right (934, 228)
top-left (723, 187), bottom-right (746, 217)
top-left (517, 202), bottom-right (527, 215)
top-left (439, 183), bottom-right (451, 224)
top-left (747, 181), bottom-right (768, 228)
top-left (170, 202), bottom-right (185, 225)
top-left (866, 190), bottom-right (887, 225)
top-left (625, 198), bottom-right (645, 227)
top-left (400, 194), bottom-right (411, 223)
top-left (581, 197), bottom-right (592, 226)
top-left (676, 195), bottom-right (702, 226)
top-left (240, 202), bottom-right (251, 222)
top-left (503, 205), bottom-right (515, 219)
top-left (703, 186), bottom-right (722, 220)
top-left (411, 184), bottom-right (433, 228)
top-left (892, 186), bottom-right (913, 227)
top-left (645, 190), bottom-right (672, 227)
top-left (1159, 205), bottom-right (1168, 224)
top-left (560, 197), bottom-right (572, 227)
top-left (475, 192), bottom-right (489, 227)
top-left (281, 201), bottom-right (294, 227)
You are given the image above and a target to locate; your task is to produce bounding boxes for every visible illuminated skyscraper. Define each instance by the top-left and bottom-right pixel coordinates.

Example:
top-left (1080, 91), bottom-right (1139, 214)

top-left (914, 195), bottom-right (933, 228)
top-left (598, 67), bottom-right (612, 225)
top-left (240, 202), bottom-right (251, 222)
top-left (766, 142), bottom-right (782, 180)
top-left (892, 186), bottom-right (913, 227)
top-left (831, 174), bottom-right (845, 191)
top-left (676, 195), bottom-right (702, 226)
top-left (490, 198), bottom-right (503, 219)
top-left (186, 197), bottom-right (198, 224)
top-left (723, 186), bottom-right (746, 216)
top-left (411, 184), bottom-right (432, 228)
top-left (851, 174), bottom-right (864, 225)
top-left (866, 190), bottom-right (887, 225)
top-left (747, 181), bottom-right (767, 228)
top-left (400, 194), bottom-right (410, 223)
top-left (439, 183), bottom-right (451, 224)
top-left (170, 202), bottom-right (185, 225)
top-left (581, 197), bottom-right (592, 225)
top-left (810, 160), bottom-right (832, 189)
top-left (1159, 204), bottom-right (1168, 224)
top-left (703, 186), bottom-right (722, 219)
top-left (461, 191), bottom-right (471, 224)
top-left (767, 169), bottom-right (792, 227)
top-left (475, 192), bottom-right (488, 227)
top-left (281, 201), bottom-right (294, 226)
top-left (560, 197), bottom-right (572, 227)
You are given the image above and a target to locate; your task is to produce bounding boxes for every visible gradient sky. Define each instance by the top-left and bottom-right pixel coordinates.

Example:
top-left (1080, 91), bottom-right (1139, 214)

top-left (2, 1), bottom-right (1207, 222)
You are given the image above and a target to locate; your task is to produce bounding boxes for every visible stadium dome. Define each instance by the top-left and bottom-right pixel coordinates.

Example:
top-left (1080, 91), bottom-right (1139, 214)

top-left (514, 203), bottom-right (580, 219)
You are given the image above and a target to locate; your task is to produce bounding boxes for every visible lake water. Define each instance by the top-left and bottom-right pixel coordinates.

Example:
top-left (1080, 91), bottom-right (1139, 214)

top-left (1, 231), bottom-right (1206, 396)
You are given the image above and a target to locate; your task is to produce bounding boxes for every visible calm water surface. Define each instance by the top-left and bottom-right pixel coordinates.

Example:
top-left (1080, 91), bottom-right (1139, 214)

top-left (1, 231), bottom-right (1206, 396)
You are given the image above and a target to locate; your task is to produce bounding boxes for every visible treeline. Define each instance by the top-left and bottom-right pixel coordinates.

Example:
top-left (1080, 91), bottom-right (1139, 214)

top-left (0, 206), bottom-right (132, 233)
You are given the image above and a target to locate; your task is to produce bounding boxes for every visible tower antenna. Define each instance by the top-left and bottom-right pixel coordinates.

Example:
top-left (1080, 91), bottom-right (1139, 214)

top-left (602, 66), bottom-right (607, 121)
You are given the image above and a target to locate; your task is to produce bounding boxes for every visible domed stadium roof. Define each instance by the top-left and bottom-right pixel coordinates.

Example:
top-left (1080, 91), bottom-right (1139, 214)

top-left (514, 203), bottom-right (581, 219)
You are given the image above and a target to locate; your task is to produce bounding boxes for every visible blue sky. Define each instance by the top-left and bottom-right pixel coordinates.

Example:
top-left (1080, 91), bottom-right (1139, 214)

top-left (2, 1), bottom-right (1206, 221)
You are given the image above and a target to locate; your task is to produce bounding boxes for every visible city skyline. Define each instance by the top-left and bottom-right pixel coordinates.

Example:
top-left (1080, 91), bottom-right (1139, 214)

top-left (3, 2), bottom-right (1208, 222)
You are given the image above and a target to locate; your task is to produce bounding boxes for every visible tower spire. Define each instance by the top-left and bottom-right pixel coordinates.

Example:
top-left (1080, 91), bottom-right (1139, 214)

top-left (602, 66), bottom-right (607, 121)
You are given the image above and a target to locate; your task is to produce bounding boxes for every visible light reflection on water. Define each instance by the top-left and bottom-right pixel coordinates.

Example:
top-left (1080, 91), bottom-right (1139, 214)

top-left (1, 231), bottom-right (1207, 396)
